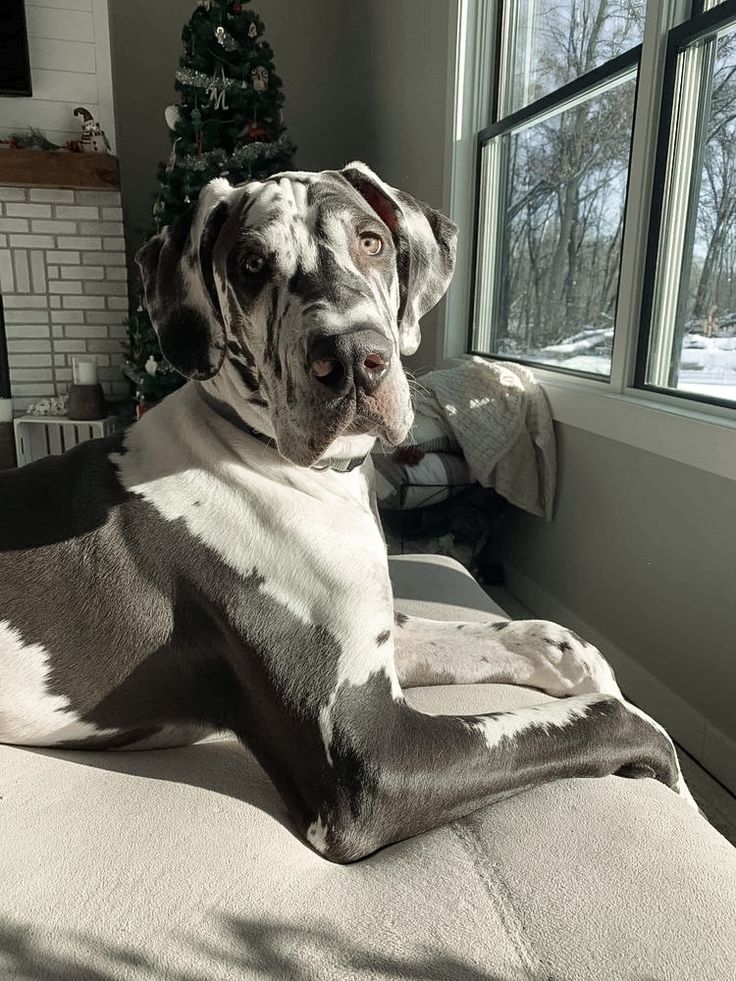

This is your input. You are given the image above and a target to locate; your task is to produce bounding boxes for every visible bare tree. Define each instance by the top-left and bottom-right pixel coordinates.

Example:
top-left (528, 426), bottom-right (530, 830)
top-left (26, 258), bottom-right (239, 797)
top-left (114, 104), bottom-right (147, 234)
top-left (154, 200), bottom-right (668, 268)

top-left (496, 1), bottom-right (644, 354)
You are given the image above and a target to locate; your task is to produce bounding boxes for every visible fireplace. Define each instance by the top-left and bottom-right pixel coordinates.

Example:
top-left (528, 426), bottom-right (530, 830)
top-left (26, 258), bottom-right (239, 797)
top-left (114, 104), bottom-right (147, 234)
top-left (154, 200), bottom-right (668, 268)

top-left (0, 150), bottom-right (129, 417)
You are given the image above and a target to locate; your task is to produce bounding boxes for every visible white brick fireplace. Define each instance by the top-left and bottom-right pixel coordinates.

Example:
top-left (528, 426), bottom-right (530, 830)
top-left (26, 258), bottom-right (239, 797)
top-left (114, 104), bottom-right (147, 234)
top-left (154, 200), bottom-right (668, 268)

top-left (0, 179), bottom-right (129, 414)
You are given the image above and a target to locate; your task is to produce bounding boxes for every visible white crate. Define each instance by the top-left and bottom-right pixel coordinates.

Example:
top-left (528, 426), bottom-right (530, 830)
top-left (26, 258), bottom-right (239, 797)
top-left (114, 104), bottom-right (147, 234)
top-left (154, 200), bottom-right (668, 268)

top-left (13, 415), bottom-right (121, 466)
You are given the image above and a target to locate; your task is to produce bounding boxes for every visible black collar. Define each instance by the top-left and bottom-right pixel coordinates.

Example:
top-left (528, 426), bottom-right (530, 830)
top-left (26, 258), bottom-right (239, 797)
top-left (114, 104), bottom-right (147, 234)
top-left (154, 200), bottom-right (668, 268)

top-left (199, 388), bottom-right (369, 472)
top-left (240, 420), bottom-right (369, 472)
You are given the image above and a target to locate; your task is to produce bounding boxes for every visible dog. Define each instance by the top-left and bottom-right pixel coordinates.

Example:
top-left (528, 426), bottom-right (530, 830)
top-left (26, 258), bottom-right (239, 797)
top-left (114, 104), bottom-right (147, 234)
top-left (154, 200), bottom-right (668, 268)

top-left (0, 163), bottom-right (695, 862)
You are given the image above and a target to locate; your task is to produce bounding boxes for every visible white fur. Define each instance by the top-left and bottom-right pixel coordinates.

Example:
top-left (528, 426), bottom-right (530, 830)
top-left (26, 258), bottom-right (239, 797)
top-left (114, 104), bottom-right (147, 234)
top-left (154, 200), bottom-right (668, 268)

top-left (471, 693), bottom-right (610, 752)
top-left (320, 212), bottom-right (362, 277)
top-left (0, 620), bottom-right (120, 746)
top-left (394, 616), bottom-right (621, 697)
top-left (243, 179), bottom-right (318, 277)
top-left (306, 813), bottom-right (329, 854)
top-left (111, 387), bottom-right (402, 764)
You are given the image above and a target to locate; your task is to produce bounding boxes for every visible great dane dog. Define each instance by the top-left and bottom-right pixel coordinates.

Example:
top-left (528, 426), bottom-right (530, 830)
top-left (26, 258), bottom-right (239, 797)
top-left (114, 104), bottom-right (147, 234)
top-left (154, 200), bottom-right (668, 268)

top-left (0, 163), bottom-right (695, 862)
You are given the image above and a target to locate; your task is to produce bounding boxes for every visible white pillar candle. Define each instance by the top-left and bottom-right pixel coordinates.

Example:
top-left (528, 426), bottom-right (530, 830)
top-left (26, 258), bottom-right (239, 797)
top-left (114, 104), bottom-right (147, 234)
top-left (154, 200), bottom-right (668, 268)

top-left (0, 398), bottom-right (12, 423)
top-left (73, 358), bottom-right (98, 386)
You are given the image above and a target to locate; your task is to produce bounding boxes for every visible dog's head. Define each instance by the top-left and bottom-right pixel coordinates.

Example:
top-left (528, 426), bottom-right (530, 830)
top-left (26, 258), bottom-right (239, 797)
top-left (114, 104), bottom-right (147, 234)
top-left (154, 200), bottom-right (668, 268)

top-left (136, 163), bottom-right (456, 466)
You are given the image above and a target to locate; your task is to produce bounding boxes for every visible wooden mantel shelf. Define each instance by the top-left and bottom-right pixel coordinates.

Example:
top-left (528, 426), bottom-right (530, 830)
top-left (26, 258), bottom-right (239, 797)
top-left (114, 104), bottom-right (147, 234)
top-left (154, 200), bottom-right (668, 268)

top-left (0, 149), bottom-right (120, 190)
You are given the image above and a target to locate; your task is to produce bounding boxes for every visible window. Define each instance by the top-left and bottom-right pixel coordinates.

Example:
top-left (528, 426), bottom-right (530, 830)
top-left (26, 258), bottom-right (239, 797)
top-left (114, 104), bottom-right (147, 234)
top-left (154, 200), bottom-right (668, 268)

top-left (639, 0), bottom-right (736, 407)
top-left (470, 0), bottom-right (736, 410)
top-left (472, 1), bottom-right (645, 377)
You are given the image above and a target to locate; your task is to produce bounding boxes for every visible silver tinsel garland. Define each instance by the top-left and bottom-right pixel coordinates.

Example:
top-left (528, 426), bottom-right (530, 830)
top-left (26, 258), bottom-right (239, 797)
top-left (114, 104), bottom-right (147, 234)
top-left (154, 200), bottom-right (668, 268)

top-left (175, 66), bottom-right (250, 93)
top-left (178, 135), bottom-right (294, 172)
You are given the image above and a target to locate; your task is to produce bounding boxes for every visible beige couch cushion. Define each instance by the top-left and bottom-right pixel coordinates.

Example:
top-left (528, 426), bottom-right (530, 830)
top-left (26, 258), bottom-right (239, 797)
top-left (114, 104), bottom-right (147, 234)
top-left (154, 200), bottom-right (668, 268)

top-left (1, 554), bottom-right (734, 980)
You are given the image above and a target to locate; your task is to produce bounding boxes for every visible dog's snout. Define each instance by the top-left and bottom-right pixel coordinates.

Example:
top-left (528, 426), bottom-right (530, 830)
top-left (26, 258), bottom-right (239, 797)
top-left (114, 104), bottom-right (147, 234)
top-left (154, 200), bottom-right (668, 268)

top-left (309, 329), bottom-right (392, 396)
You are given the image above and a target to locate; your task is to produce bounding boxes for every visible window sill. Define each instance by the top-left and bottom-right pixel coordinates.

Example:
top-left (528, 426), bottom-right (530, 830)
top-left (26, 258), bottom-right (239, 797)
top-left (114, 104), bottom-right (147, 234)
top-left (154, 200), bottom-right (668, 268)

top-left (537, 370), bottom-right (736, 483)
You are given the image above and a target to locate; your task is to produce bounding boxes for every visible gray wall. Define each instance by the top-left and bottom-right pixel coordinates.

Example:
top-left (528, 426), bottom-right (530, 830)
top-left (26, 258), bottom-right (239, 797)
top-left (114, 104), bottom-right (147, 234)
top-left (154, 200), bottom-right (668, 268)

top-left (502, 423), bottom-right (736, 752)
top-left (350, 0), bottom-right (455, 367)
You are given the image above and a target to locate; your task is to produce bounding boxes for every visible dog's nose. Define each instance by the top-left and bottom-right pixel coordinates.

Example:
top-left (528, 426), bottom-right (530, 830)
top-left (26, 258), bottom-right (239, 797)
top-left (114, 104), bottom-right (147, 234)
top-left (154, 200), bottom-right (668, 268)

top-left (309, 329), bottom-right (392, 396)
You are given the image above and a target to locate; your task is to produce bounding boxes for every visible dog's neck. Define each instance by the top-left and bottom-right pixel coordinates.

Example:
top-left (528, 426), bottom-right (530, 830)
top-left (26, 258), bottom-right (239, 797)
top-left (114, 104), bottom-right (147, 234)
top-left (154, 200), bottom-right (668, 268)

top-left (195, 380), bottom-right (375, 473)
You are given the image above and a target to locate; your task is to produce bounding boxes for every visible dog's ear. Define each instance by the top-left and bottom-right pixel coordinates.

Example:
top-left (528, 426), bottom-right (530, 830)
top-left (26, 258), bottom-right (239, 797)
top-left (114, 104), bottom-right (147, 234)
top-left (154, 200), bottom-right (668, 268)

top-left (136, 179), bottom-right (233, 380)
top-left (339, 161), bottom-right (457, 356)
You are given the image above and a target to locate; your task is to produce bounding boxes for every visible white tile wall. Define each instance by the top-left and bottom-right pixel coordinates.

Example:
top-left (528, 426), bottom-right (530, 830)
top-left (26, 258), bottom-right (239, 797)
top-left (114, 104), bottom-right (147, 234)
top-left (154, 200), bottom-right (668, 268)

top-left (0, 186), bottom-right (129, 413)
top-left (0, 0), bottom-right (116, 150)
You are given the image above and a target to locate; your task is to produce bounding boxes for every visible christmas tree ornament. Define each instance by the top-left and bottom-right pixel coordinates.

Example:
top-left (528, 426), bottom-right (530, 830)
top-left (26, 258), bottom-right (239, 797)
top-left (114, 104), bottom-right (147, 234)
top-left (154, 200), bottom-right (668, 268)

top-left (176, 66), bottom-right (249, 94)
top-left (231, 2), bottom-right (242, 13)
top-left (206, 67), bottom-right (229, 110)
top-left (251, 66), bottom-right (269, 92)
top-left (164, 104), bottom-right (181, 131)
top-left (197, 0), bottom-right (213, 9)
top-left (145, 355), bottom-right (158, 376)
top-left (245, 121), bottom-right (268, 141)
top-left (214, 25), bottom-right (238, 51)
top-left (248, 21), bottom-right (258, 38)
top-left (152, 194), bottom-right (165, 224)
top-left (165, 137), bottom-right (181, 174)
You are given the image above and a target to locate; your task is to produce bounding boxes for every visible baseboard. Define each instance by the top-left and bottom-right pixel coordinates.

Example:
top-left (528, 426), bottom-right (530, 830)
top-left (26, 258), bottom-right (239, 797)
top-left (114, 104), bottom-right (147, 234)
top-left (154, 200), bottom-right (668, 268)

top-left (505, 564), bottom-right (736, 796)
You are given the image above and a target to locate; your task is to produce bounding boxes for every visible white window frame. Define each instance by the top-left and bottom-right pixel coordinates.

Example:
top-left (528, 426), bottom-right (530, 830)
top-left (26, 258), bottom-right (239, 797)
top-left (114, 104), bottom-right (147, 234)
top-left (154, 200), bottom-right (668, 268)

top-left (442, 0), bottom-right (736, 484)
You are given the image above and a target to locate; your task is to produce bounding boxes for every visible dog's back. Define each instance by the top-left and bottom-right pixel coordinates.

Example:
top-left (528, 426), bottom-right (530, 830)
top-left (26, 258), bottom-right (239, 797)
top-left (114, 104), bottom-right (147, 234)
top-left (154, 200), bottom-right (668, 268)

top-left (0, 429), bottom-right (225, 749)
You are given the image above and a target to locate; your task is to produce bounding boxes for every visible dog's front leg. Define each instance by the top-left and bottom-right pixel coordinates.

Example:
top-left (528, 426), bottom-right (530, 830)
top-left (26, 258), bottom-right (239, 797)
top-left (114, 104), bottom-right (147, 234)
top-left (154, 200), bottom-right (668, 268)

top-left (393, 613), bottom-right (621, 697)
top-left (299, 676), bottom-right (694, 863)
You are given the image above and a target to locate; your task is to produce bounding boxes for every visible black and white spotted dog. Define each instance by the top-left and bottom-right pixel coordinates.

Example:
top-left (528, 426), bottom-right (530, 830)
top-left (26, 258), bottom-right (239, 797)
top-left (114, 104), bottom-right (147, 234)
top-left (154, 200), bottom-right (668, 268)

top-left (0, 163), bottom-right (695, 862)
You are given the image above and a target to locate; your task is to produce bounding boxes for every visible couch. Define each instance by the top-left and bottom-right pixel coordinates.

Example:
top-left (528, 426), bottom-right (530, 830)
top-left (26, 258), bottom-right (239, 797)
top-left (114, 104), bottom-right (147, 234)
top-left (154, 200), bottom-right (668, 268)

top-left (1, 554), bottom-right (735, 980)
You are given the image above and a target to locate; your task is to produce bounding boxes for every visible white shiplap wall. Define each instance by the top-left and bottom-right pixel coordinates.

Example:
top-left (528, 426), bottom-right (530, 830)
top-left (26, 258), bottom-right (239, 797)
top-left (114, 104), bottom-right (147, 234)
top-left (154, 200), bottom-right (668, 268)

top-left (0, 0), bottom-right (116, 150)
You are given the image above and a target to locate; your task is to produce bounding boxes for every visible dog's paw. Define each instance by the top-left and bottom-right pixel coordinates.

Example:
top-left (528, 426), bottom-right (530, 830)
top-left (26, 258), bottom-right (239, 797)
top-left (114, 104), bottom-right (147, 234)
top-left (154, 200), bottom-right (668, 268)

top-left (485, 619), bottom-right (622, 698)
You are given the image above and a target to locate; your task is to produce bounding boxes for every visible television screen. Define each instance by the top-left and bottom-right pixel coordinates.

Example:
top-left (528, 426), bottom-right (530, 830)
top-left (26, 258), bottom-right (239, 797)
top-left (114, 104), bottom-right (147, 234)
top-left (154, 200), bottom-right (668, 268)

top-left (0, 0), bottom-right (32, 97)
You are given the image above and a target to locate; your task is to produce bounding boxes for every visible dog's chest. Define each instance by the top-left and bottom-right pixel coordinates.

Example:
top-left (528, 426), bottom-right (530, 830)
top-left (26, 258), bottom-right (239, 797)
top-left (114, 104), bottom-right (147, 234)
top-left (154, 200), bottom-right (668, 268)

top-left (115, 446), bottom-right (393, 638)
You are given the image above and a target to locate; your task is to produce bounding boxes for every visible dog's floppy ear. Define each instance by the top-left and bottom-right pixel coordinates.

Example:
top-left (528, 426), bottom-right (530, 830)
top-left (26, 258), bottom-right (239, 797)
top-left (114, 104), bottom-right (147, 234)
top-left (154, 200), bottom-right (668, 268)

top-left (339, 161), bottom-right (457, 356)
top-left (136, 179), bottom-right (233, 380)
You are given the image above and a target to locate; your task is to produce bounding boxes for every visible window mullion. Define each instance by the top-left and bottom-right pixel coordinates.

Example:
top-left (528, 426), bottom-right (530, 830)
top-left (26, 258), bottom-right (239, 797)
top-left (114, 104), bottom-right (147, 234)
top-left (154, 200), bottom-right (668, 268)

top-left (442, 0), bottom-right (495, 361)
top-left (473, 138), bottom-right (507, 352)
top-left (668, 40), bottom-right (718, 387)
top-left (611, 0), bottom-right (690, 394)
top-left (646, 40), bottom-right (713, 387)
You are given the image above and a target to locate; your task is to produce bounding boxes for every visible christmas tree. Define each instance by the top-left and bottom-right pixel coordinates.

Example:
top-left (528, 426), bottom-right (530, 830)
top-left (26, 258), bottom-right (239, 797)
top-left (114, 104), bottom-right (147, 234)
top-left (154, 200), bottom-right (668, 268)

top-left (123, 0), bottom-right (295, 410)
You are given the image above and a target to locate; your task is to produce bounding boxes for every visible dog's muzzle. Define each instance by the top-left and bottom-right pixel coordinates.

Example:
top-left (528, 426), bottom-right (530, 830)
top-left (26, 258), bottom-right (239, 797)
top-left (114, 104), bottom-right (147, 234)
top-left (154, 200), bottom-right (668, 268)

top-left (308, 329), bottom-right (392, 398)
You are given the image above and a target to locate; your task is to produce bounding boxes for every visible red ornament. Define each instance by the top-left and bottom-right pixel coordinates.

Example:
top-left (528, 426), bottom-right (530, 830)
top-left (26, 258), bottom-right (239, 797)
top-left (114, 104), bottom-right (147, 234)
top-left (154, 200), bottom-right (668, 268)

top-left (230, 2), bottom-right (241, 12)
top-left (245, 121), bottom-right (268, 142)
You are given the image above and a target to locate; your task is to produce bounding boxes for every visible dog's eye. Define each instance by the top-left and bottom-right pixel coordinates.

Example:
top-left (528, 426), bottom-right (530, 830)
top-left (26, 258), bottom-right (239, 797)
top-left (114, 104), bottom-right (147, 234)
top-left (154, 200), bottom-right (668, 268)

top-left (359, 234), bottom-right (382, 256)
top-left (243, 254), bottom-right (266, 275)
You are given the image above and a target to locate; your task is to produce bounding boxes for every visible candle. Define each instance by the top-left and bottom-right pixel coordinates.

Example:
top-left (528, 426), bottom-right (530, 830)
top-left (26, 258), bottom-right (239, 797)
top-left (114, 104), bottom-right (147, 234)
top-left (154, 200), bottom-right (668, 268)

top-left (0, 398), bottom-right (12, 423)
top-left (73, 358), bottom-right (98, 386)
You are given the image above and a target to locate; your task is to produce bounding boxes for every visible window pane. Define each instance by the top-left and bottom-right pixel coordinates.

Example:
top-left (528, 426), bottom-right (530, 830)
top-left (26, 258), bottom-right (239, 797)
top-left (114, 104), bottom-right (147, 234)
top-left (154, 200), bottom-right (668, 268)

top-left (504, 0), bottom-right (645, 114)
top-left (473, 73), bottom-right (637, 375)
top-left (645, 25), bottom-right (736, 404)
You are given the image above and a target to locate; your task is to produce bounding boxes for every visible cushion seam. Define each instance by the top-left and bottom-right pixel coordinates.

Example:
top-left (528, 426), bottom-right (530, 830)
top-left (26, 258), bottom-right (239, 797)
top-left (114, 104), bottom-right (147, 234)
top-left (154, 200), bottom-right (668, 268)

top-left (450, 820), bottom-right (554, 981)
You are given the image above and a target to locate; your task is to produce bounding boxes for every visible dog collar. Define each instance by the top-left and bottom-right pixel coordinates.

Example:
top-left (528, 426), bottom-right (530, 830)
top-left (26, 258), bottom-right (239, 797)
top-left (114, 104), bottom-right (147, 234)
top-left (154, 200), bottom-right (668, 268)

top-left (199, 388), bottom-right (369, 472)
top-left (240, 420), bottom-right (368, 473)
